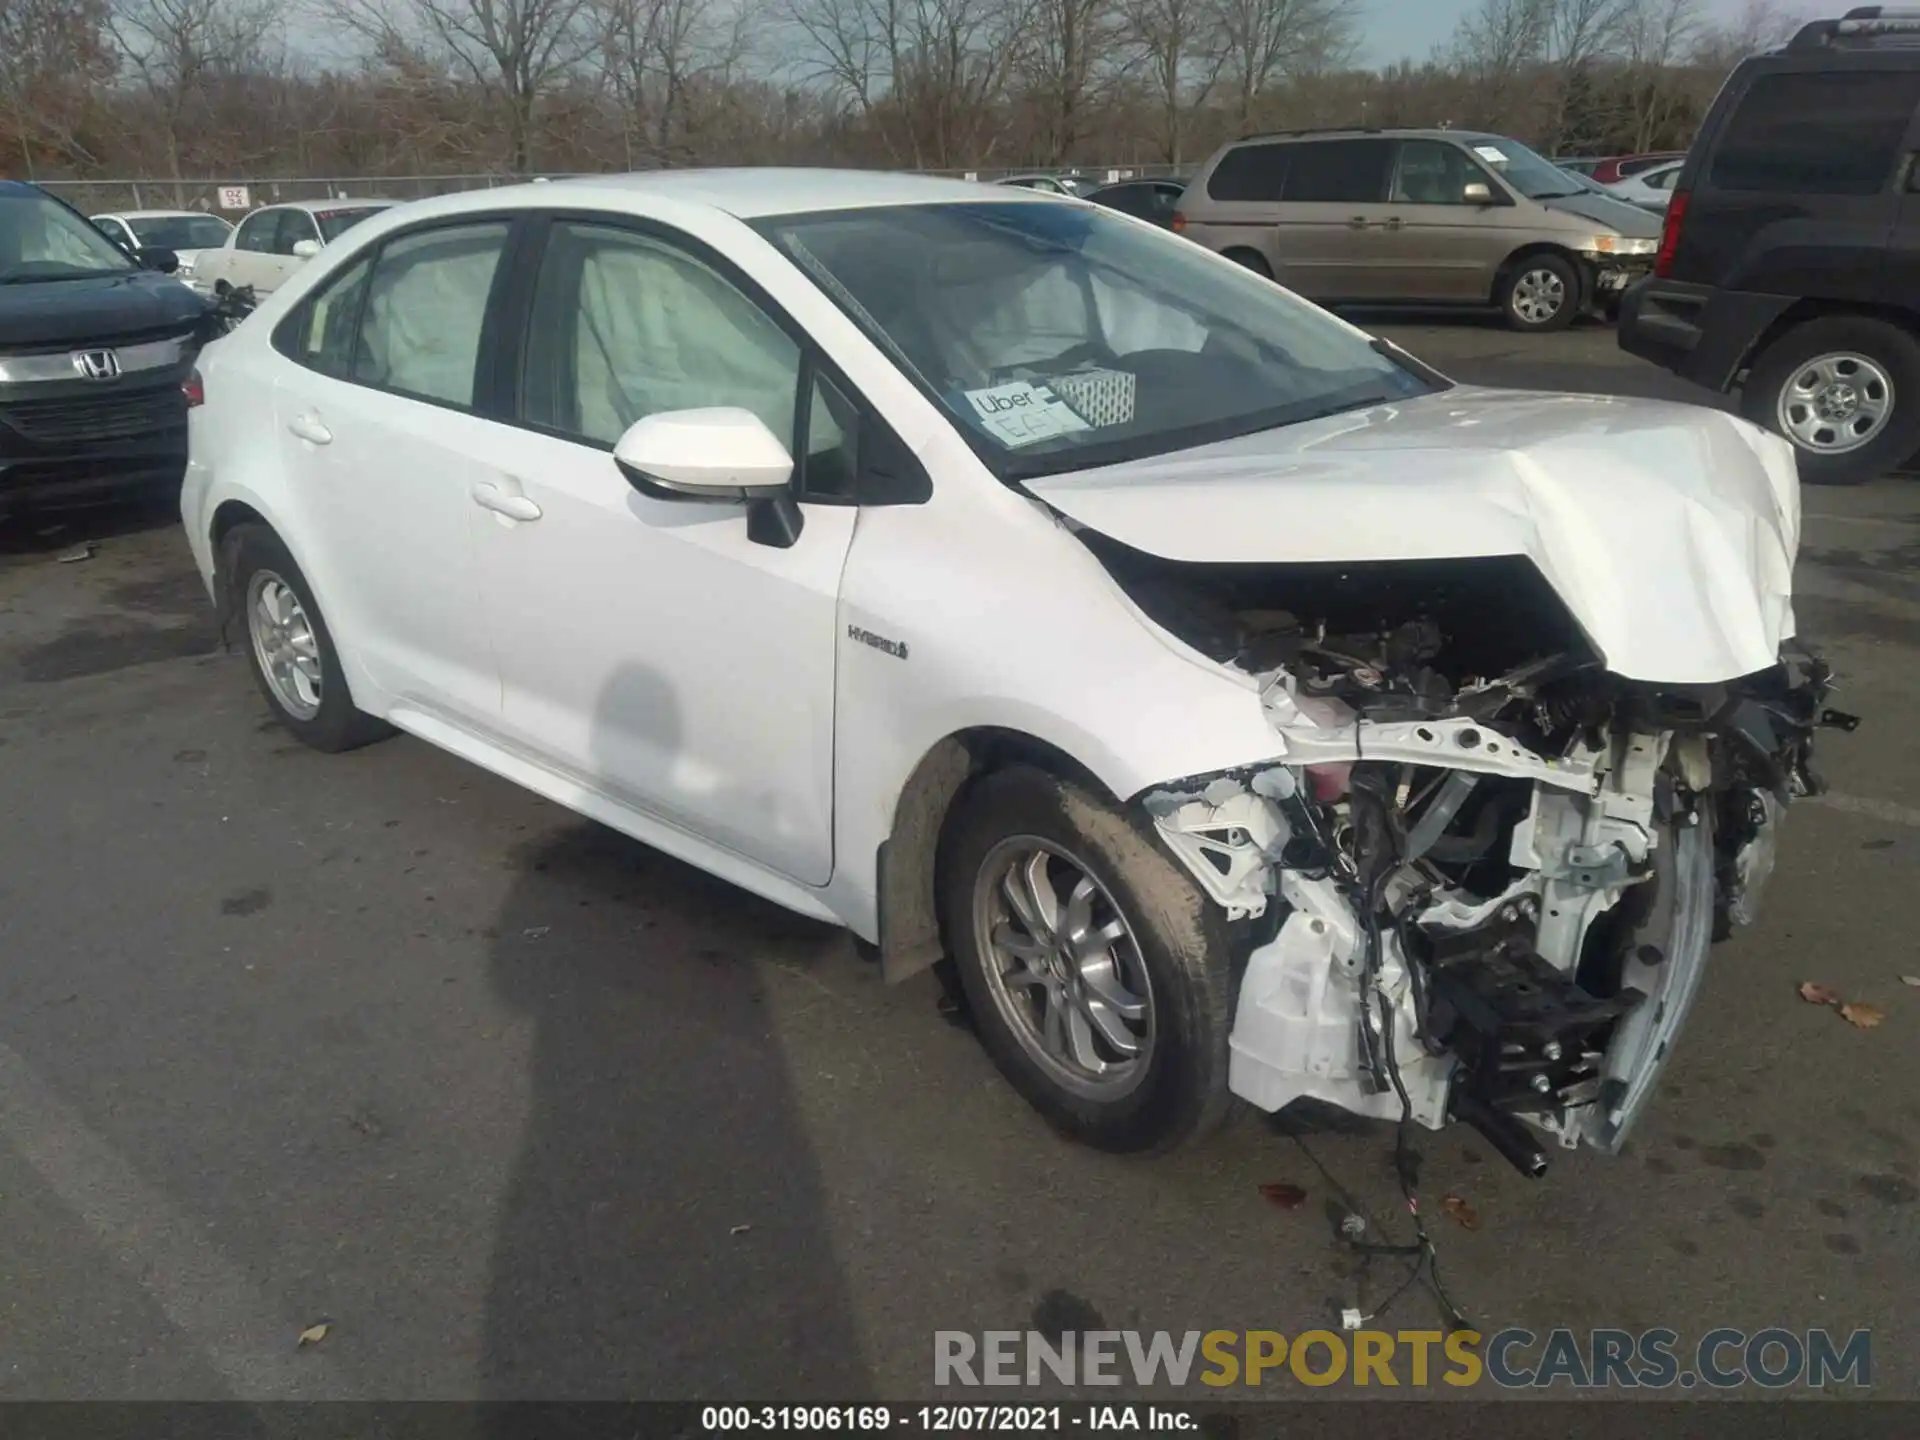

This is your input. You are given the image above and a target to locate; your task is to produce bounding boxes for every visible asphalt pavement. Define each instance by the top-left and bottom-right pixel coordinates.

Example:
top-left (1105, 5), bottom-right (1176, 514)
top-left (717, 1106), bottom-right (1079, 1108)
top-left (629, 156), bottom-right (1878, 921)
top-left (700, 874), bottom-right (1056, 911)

top-left (1, 318), bottom-right (1916, 1403)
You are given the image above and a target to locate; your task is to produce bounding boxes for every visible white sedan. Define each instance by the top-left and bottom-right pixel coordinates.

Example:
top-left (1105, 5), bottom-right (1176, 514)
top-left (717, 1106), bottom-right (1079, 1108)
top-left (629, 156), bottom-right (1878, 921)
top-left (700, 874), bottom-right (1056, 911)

top-left (191, 198), bottom-right (393, 296)
top-left (1607, 159), bottom-right (1684, 212)
top-left (182, 170), bottom-right (1838, 1169)
top-left (89, 209), bottom-right (234, 282)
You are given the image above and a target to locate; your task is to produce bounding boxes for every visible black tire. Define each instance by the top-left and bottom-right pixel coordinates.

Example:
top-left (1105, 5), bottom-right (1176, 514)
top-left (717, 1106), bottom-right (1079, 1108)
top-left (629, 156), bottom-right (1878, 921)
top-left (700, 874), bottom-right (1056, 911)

top-left (1741, 316), bottom-right (1920, 487)
top-left (1223, 248), bottom-right (1273, 279)
top-left (938, 765), bottom-right (1235, 1153)
top-left (1498, 252), bottom-right (1579, 332)
top-left (223, 523), bottom-right (392, 752)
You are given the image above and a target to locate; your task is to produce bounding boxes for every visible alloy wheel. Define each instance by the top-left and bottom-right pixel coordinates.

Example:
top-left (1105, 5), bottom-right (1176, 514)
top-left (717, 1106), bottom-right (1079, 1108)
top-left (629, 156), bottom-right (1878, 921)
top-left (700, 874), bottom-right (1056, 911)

top-left (1511, 266), bottom-right (1567, 325)
top-left (246, 570), bottom-right (323, 720)
top-left (972, 838), bottom-right (1155, 1100)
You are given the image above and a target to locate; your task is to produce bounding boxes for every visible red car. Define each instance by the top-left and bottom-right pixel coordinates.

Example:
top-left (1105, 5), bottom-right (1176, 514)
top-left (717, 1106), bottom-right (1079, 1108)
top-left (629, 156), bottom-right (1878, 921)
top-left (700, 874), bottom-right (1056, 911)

top-left (1589, 151), bottom-right (1686, 185)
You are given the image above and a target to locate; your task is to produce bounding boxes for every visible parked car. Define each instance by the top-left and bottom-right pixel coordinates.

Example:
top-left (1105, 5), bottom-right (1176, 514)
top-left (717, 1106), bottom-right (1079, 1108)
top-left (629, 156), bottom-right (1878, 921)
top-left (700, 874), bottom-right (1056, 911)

top-left (1085, 177), bottom-right (1186, 226)
top-left (1588, 151), bottom-right (1685, 185)
top-left (995, 173), bottom-right (1098, 197)
top-left (1619, 6), bottom-right (1920, 485)
top-left (192, 199), bottom-right (393, 297)
top-left (1605, 159), bottom-right (1683, 213)
top-left (0, 181), bottom-right (210, 515)
top-left (182, 170), bottom-right (1841, 1169)
top-left (1173, 128), bottom-right (1661, 330)
top-left (91, 210), bottom-right (234, 288)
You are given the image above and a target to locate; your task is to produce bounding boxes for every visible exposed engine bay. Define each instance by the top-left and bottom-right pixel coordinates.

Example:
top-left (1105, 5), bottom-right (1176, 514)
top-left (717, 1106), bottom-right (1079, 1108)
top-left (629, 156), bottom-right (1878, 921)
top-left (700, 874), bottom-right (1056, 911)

top-left (1088, 534), bottom-right (1857, 1176)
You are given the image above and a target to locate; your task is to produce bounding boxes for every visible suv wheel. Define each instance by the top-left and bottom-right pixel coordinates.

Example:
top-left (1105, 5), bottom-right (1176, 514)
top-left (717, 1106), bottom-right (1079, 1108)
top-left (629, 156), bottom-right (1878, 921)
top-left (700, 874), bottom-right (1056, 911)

top-left (1499, 253), bottom-right (1578, 332)
top-left (1742, 316), bottom-right (1920, 486)
top-left (939, 766), bottom-right (1235, 1153)
top-left (224, 524), bottom-right (393, 752)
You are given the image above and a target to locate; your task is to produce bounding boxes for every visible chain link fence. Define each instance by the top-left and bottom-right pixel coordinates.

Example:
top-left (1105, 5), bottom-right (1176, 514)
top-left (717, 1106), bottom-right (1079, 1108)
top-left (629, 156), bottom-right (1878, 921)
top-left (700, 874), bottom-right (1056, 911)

top-left (34, 164), bottom-right (1189, 217)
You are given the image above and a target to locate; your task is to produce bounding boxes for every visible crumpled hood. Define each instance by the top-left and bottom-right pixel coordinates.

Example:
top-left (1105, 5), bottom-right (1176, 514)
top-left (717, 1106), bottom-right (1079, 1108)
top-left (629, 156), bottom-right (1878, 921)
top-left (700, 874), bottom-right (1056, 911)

top-left (1539, 191), bottom-right (1663, 236)
top-left (1026, 387), bottom-right (1801, 685)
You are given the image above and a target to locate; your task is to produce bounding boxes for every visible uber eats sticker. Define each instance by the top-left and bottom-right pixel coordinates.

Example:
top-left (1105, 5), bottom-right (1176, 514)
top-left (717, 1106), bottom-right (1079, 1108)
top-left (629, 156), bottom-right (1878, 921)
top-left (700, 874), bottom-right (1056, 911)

top-left (963, 381), bottom-right (1092, 448)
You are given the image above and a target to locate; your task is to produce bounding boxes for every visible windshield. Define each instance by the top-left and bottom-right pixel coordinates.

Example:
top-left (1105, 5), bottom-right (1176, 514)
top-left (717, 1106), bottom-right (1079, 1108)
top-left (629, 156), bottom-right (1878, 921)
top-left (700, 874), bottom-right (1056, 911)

top-left (127, 215), bottom-right (233, 250)
top-left (0, 191), bottom-right (137, 282)
top-left (756, 202), bottom-right (1434, 479)
top-left (1462, 136), bottom-right (1589, 199)
top-left (316, 206), bottom-right (386, 242)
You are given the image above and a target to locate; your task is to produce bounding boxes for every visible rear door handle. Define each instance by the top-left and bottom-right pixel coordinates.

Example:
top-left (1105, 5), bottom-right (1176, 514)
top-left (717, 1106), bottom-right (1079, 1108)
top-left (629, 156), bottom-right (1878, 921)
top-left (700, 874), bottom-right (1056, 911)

top-left (286, 412), bottom-right (331, 446)
top-left (1347, 215), bottom-right (1369, 230)
top-left (470, 481), bottom-right (542, 522)
top-left (1379, 216), bottom-right (1404, 231)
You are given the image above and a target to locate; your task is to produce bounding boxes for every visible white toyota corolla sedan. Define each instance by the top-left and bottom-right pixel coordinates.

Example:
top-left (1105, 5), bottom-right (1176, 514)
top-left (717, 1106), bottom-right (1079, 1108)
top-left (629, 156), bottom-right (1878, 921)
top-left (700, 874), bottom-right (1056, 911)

top-left (182, 169), bottom-right (1844, 1173)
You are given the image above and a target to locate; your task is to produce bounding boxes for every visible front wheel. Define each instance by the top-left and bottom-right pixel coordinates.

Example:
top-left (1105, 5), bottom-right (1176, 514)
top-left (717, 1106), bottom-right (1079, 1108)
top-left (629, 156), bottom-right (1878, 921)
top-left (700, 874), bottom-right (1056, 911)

top-left (939, 766), bottom-right (1235, 1153)
top-left (1499, 253), bottom-right (1579, 332)
top-left (1741, 316), bottom-right (1920, 486)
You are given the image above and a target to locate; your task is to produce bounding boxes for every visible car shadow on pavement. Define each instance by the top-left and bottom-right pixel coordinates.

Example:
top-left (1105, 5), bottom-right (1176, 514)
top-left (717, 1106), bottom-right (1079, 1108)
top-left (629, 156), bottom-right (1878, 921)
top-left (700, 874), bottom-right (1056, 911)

top-left (480, 662), bottom-right (873, 1399)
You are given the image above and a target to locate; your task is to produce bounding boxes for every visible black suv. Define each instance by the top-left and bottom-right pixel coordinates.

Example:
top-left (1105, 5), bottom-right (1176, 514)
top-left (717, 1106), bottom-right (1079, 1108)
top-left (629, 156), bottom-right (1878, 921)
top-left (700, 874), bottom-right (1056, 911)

top-left (1, 181), bottom-right (210, 515)
top-left (1619, 6), bottom-right (1920, 485)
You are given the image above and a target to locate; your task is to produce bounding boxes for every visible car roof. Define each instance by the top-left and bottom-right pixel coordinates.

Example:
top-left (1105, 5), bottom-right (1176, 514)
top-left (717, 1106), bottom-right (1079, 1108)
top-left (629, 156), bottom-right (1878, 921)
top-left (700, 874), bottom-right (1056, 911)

top-left (1232, 128), bottom-right (1503, 145)
top-left (258, 198), bottom-right (396, 214)
top-left (95, 209), bottom-right (228, 221)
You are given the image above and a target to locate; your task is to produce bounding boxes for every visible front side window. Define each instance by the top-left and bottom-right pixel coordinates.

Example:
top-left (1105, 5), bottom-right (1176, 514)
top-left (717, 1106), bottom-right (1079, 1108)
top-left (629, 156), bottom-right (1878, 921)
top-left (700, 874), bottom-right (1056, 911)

top-left (352, 222), bottom-right (509, 406)
top-left (1282, 140), bottom-right (1392, 204)
top-left (759, 201), bottom-right (1434, 480)
top-left (521, 221), bottom-right (803, 450)
top-left (1392, 141), bottom-right (1495, 205)
top-left (274, 211), bottom-right (319, 256)
top-left (1708, 71), bottom-right (1920, 197)
top-left (235, 211), bottom-right (278, 252)
top-left (128, 215), bottom-right (232, 250)
top-left (285, 255), bottom-right (375, 376)
top-left (0, 190), bottom-right (137, 282)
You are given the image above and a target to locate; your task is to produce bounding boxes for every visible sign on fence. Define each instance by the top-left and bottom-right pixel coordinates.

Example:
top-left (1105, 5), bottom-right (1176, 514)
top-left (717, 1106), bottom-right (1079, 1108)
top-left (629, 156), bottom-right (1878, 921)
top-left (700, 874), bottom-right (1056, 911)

top-left (216, 185), bottom-right (251, 210)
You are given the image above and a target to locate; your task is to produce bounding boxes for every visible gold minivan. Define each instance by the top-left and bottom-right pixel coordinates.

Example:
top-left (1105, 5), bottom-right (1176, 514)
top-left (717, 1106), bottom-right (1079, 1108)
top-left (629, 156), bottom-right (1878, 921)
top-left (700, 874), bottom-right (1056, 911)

top-left (1173, 129), bottom-right (1663, 332)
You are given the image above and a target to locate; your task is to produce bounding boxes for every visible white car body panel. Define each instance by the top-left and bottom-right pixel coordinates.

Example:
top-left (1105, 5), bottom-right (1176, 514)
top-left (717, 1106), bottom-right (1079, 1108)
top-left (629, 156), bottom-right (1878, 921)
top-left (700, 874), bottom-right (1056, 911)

top-left (183, 170), bottom-right (1833, 1165)
top-left (1026, 387), bottom-right (1801, 685)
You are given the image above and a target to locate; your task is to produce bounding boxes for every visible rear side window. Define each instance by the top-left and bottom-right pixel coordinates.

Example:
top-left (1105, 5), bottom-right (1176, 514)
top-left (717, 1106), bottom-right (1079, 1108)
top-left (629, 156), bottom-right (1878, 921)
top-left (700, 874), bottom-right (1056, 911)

top-left (1282, 140), bottom-right (1392, 204)
top-left (1206, 143), bottom-right (1288, 202)
top-left (352, 222), bottom-right (510, 407)
top-left (1708, 70), bottom-right (1920, 196)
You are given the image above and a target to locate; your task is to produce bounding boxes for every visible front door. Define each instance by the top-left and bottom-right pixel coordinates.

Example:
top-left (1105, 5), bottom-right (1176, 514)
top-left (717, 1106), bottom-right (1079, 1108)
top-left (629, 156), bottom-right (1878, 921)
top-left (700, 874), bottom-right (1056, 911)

top-left (1377, 139), bottom-right (1525, 303)
top-left (468, 217), bottom-right (855, 886)
top-left (270, 219), bottom-right (515, 725)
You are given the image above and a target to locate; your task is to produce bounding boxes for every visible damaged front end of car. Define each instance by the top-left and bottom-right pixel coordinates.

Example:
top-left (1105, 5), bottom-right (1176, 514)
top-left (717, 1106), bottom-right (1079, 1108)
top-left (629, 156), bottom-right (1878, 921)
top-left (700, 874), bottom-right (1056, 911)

top-left (1119, 549), bottom-right (1855, 1176)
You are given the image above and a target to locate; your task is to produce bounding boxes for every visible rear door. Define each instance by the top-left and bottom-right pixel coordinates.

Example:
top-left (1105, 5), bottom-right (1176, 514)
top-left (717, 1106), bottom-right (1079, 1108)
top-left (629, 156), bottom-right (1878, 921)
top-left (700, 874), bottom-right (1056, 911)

top-left (1677, 61), bottom-right (1920, 298)
top-left (1269, 139), bottom-right (1396, 300)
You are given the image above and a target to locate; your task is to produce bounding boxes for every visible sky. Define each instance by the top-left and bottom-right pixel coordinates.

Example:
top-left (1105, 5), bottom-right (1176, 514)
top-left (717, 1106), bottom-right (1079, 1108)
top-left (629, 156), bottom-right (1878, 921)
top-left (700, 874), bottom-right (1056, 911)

top-left (1356, 0), bottom-right (1806, 68)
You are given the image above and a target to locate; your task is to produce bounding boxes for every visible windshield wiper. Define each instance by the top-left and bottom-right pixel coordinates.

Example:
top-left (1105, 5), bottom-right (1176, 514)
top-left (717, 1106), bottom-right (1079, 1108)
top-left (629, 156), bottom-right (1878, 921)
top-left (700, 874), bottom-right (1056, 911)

top-left (1531, 190), bottom-right (1587, 200)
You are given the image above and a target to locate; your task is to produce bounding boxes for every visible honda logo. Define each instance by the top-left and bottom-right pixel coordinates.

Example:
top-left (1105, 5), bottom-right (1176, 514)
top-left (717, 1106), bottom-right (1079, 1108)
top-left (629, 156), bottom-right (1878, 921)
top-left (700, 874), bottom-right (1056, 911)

top-left (71, 349), bottom-right (121, 381)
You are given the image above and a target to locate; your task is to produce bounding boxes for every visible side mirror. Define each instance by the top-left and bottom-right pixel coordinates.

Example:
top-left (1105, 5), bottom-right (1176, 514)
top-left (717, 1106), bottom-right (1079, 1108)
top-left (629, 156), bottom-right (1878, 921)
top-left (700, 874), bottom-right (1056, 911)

top-left (1462, 182), bottom-right (1494, 205)
top-left (137, 247), bottom-right (180, 274)
top-left (614, 408), bottom-right (803, 547)
top-left (291, 238), bottom-right (322, 259)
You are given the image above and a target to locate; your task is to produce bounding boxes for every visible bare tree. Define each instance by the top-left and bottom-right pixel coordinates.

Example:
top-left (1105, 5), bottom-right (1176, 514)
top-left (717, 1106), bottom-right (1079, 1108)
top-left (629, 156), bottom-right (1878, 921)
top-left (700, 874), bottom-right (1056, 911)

top-left (1016, 0), bottom-right (1127, 164)
top-left (108, 0), bottom-right (279, 196)
top-left (786, 0), bottom-right (1021, 167)
top-left (325, 0), bottom-right (598, 172)
top-left (1213, 0), bottom-right (1354, 133)
top-left (1617, 0), bottom-right (1699, 150)
top-left (1691, 0), bottom-right (1811, 70)
top-left (1541, 0), bottom-right (1626, 152)
top-left (0, 0), bottom-right (114, 173)
top-left (596, 0), bottom-right (753, 166)
top-left (1447, 0), bottom-right (1547, 132)
top-left (1121, 0), bottom-right (1225, 165)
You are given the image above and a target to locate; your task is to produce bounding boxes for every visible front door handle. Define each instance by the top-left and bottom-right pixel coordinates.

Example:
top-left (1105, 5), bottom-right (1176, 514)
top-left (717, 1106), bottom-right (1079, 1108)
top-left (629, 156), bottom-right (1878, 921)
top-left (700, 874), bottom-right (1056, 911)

top-left (1347, 215), bottom-right (1369, 230)
top-left (1379, 216), bottom-right (1404, 231)
top-left (470, 481), bottom-right (542, 522)
top-left (286, 412), bottom-right (332, 445)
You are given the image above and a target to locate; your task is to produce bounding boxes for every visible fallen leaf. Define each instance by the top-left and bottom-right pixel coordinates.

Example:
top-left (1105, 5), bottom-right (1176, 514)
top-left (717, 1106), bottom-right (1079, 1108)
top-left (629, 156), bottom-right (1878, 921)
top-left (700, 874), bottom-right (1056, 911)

top-left (729, 1223), bottom-right (752, 1235)
top-left (1441, 1194), bottom-right (1480, 1231)
top-left (1798, 981), bottom-right (1842, 1006)
top-left (1839, 1003), bottom-right (1885, 1030)
top-left (521, 926), bottom-right (550, 940)
top-left (1901, 976), bottom-right (1920, 988)
top-left (297, 1323), bottom-right (330, 1346)
top-left (1258, 1182), bottom-right (1307, 1210)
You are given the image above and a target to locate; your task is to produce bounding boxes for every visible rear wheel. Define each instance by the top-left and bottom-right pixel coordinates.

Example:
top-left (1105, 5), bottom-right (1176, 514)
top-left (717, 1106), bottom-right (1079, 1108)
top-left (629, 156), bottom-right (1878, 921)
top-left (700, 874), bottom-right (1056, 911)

top-left (225, 524), bottom-right (392, 752)
top-left (1223, 248), bottom-right (1273, 279)
top-left (1742, 316), bottom-right (1920, 486)
top-left (939, 766), bottom-right (1235, 1153)
top-left (1499, 253), bottom-right (1579, 332)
